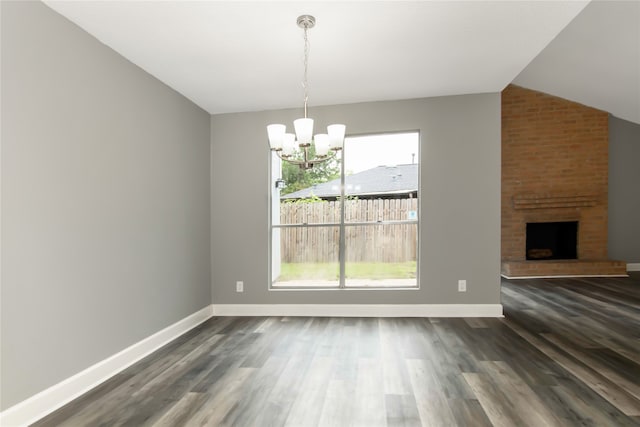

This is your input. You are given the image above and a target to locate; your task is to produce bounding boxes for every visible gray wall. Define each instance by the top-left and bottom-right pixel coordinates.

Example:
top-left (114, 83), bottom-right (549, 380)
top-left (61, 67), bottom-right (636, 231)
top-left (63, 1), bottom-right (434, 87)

top-left (1, 1), bottom-right (211, 409)
top-left (211, 94), bottom-right (501, 305)
top-left (609, 115), bottom-right (640, 263)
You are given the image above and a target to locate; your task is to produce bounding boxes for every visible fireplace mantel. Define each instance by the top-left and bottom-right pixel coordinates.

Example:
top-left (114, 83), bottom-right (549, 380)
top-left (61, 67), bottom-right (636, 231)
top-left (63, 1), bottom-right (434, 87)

top-left (513, 193), bottom-right (598, 210)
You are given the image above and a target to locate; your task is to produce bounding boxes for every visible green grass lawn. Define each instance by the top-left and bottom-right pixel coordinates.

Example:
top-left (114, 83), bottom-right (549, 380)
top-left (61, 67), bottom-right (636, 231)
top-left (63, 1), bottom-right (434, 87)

top-left (278, 262), bottom-right (416, 281)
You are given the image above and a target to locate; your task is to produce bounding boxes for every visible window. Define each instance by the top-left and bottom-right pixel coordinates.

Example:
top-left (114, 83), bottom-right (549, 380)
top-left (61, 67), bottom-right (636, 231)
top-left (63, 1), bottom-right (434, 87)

top-left (270, 132), bottom-right (419, 289)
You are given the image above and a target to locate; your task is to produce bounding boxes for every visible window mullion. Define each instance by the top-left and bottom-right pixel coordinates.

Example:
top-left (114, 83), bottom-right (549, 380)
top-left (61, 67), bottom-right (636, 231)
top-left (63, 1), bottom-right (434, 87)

top-left (339, 151), bottom-right (346, 288)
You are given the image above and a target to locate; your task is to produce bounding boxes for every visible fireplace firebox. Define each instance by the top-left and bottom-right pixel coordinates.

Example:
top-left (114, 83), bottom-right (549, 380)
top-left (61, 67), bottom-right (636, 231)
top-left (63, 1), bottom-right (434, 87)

top-left (526, 221), bottom-right (578, 261)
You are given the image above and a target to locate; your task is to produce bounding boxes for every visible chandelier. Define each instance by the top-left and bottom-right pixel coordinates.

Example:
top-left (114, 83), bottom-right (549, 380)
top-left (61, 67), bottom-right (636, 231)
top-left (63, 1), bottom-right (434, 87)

top-left (267, 15), bottom-right (345, 170)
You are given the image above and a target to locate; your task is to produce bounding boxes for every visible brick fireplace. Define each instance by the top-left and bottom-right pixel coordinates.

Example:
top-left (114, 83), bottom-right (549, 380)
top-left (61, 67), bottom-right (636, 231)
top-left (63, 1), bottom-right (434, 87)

top-left (501, 85), bottom-right (626, 278)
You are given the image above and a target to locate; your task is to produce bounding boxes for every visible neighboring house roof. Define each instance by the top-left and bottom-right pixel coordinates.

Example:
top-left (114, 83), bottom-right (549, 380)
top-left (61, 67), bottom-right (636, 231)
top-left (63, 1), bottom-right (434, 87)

top-left (281, 164), bottom-right (418, 200)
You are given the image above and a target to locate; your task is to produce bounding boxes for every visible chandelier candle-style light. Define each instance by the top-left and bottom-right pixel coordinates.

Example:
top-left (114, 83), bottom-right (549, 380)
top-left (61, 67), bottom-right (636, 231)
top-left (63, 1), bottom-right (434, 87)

top-left (267, 15), bottom-right (346, 170)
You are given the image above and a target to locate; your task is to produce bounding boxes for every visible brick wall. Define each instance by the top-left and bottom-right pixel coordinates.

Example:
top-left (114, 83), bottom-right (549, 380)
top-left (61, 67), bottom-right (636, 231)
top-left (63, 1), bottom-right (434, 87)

top-left (501, 85), bottom-right (609, 266)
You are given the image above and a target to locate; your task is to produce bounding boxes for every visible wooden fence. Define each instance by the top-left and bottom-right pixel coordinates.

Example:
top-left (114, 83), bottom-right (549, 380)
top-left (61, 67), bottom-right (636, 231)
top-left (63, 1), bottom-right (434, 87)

top-left (277, 198), bottom-right (418, 263)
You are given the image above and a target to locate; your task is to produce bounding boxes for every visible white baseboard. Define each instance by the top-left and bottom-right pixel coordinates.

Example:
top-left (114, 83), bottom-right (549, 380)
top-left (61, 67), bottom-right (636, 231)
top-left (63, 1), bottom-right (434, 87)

top-left (212, 304), bottom-right (503, 318)
top-left (627, 263), bottom-right (640, 272)
top-left (0, 305), bottom-right (214, 427)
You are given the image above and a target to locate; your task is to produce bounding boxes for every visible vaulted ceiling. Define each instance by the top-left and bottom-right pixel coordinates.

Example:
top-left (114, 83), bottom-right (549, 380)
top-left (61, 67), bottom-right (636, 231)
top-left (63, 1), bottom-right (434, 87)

top-left (514, 0), bottom-right (639, 124)
top-left (44, 1), bottom-right (639, 124)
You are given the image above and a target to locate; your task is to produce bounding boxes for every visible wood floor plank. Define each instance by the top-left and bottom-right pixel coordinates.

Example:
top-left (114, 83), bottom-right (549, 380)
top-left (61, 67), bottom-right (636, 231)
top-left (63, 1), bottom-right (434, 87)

top-left (356, 317), bottom-right (381, 359)
top-left (259, 355), bottom-right (315, 426)
top-left (352, 358), bottom-right (386, 427)
top-left (183, 366), bottom-right (256, 426)
top-left (464, 317), bottom-right (489, 329)
top-left (41, 332), bottom-right (227, 427)
top-left (284, 356), bottom-right (334, 427)
top-left (131, 333), bottom-right (225, 398)
top-left (317, 379), bottom-right (354, 427)
top-left (541, 332), bottom-right (640, 401)
top-left (504, 316), bottom-right (640, 416)
top-left (379, 319), bottom-right (413, 395)
top-left (540, 383), bottom-right (639, 427)
top-left (449, 398), bottom-right (494, 427)
top-left (222, 355), bottom-right (290, 426)
top-left (405, 358), bottom-right (446, 399)
top-left (29, 371), bottom-right (135, 427)
top-left (462, 372), bottom-right (526, 427)
top-left (593, 336), bottom-right (640, 365)
top-left (150, 392), bottom-right (208, 427)
top-left (385, 393), bottom-right (421, 427)
top-left (33, 274), bottom-right (640, 427)
top-left (478, 360), bottom-right (564, 426)
top-left (406, 359), bottom-right (458, 426)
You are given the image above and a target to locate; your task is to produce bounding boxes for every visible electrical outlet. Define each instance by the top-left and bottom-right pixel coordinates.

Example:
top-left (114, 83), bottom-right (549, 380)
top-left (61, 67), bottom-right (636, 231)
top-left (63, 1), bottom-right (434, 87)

top-left (458, 279), bottom-right (467, 292)
top-left (236, 281), bottom-right (244, 292)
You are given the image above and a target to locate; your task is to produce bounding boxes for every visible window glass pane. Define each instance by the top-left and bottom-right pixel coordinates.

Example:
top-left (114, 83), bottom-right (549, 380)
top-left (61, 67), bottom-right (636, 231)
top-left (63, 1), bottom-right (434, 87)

top-left (344, 223), bottom-right (418, 288)
top-left (344, 198), bottom-right (418, 223)
top-left (276, 151), bottom-right (342, 225)
top-left (272, 226), bottom-right (339, 288)
top-left (279, 199), bottom-right (341, 225)
top-left (343, 133), bottom-right (418, 223)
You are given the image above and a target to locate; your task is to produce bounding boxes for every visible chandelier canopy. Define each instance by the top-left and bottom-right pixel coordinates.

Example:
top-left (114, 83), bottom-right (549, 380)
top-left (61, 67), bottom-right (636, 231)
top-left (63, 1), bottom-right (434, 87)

top-left (267, 15), bottom-right (345, 170)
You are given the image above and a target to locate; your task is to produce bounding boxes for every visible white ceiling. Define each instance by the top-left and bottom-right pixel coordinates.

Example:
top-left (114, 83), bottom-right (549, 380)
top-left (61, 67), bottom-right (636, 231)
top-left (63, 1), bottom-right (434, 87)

top-left (42, 1), bottom-right (637, 124)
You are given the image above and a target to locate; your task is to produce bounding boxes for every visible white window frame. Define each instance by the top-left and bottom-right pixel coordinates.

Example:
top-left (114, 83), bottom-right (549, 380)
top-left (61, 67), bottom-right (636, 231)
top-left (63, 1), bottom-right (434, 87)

top-left (269, 131), bottom-right (420, 290)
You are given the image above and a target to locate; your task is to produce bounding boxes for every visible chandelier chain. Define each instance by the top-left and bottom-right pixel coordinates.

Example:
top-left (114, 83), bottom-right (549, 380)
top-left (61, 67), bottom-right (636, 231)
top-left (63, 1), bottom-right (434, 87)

top-left (302, 25), bottom-right (310, 119)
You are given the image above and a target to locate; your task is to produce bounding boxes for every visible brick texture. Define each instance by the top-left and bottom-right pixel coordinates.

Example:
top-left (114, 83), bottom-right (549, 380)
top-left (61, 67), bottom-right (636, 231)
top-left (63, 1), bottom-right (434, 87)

top-left (502, 260), bottom-right (627, 278)
top-left (501, 85), bottom-right (621, 276)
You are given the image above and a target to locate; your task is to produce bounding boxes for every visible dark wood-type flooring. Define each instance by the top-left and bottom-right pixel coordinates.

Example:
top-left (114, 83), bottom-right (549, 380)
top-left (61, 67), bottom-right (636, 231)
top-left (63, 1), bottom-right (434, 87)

top-left (34, 274), bottom-right (640, 426)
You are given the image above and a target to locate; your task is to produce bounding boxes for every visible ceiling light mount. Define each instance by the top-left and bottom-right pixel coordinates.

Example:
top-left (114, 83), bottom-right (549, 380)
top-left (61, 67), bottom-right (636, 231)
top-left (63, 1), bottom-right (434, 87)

top-left (296, 14), bottom-right (316, 30)
top-left (267, 14), bottom-right (345, 170)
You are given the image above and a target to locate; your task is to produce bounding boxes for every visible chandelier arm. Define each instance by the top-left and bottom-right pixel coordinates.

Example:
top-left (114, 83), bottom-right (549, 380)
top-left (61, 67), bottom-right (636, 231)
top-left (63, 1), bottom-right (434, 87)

top-left (273, 149), bottom-right (337, 170)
